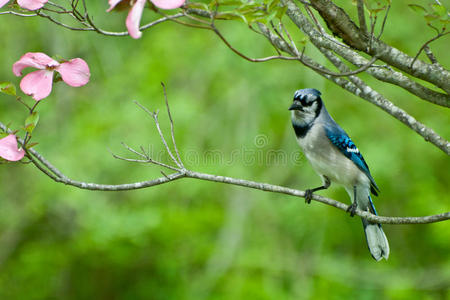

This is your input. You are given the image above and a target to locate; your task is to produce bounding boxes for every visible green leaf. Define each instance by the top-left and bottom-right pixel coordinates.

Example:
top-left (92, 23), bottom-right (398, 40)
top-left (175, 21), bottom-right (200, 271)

top-left (424, 13), bottom-right (439, 22)
top-left (26, 142), bottom-right (39, 149)
top-left (268, 0), bottom-right (280, 11)
top-left (218, 0), bottom-right (242, 6)
top-left (25, 111), bottom-right (39, 134)
top-left (408, 4), bottom-right (427, 15)
top-left (185, 2), bottom-right (209, 11)
top-left (0, 82), bottom-right (16, 96)
top-left (431, 4), bottom-right (447, 17)
top-left (266, 10), bottom-right (277, 22)
top-left (275, 6), bottom-right (287, 19)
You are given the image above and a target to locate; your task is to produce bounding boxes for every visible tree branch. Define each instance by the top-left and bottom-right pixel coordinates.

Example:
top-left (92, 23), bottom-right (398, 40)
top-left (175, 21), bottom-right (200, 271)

top-left (256, 22), bottom-right (450, 154)
top-left (356, 0), bottom-right (367, 33)
top-left (318, 48), bottom-right (450, 154)
top-left (1, 107), bottom-right (448, 226)
top-left (281, 0), bottom-right (450, 108)
top-left (307, 0), bottom-right (450, 93)
top-left (411, 31), bottom-right (449, 69)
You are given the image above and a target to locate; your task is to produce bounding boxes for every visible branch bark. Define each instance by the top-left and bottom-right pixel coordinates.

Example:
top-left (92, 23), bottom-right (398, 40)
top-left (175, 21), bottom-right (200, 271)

top-left (1, 117), bottom-right (448, 226)
top-left (308, 0), bottom-right (450, 93)
top-left (282, 0), bottom-right (450, 108)
top-left (257, 22), bottom-right (450, 154)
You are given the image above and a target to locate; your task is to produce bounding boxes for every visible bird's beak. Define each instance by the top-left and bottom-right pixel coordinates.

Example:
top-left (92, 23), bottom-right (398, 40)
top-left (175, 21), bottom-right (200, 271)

top-left (289, 101), bottom-right (303, 111)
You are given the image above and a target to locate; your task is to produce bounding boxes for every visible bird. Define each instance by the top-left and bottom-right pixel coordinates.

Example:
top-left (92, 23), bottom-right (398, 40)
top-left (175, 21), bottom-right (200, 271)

top-left (289, 88), bottom-right (389, 261)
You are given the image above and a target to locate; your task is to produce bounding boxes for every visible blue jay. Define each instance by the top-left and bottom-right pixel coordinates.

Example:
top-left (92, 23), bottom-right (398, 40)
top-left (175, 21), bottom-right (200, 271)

top-left (289, 88), bottom-right (389, 261)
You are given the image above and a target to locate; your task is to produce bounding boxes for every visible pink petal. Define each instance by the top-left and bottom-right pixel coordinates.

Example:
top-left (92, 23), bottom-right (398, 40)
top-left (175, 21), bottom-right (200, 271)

top-left (17, 0), bottom-right (48, 10)
top-left (0, 0), bottom-right (10, 9)
top-left (20, 70), bottom-right (54, 101)
top-left (56, 58), bottom-right (90, 87)
top-left (13, 52), bottom-right (59, 76)
top-left (126, 0), bottom-right (146, 39)
top-left (151, 0), bottom-right (185, 9)
top-left (107, 0), bottom-right (122, 12)
top-left (0, 135), bottom-right (25, 162)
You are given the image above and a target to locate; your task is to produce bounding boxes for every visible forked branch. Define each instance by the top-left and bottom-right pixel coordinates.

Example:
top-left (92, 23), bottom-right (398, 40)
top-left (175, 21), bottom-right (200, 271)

top-left (0, 94), bottom-right (448, 225)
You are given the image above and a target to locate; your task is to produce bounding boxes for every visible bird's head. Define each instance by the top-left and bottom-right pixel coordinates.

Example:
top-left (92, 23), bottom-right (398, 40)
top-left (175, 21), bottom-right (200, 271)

top-left (289, 88), bottom-right (323, 124)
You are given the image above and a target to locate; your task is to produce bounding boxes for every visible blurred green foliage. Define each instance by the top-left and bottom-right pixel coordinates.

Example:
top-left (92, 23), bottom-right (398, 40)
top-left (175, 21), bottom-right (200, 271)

top-left (0, 1), bottom-right (449, 299)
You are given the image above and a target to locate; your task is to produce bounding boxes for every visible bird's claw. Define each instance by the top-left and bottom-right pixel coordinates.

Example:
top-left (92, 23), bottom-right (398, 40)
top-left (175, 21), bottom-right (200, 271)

top-left (304, 189), bottom-right (313, 204)
top-left (346, 202), bottom-right (358, 217)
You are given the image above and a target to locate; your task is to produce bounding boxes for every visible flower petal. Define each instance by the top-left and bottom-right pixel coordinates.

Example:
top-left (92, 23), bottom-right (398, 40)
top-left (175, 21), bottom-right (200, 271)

top-left (107, 0), bottom-right (122, 12)
top-left (151, 0), bottom-right (185, 9)
top-left (0, 0), bottom-right (10, 9)
top-left (13, 52), bottom-right (59, 76)
top-left (0, 135), bottom-right (25, 162)
top-left (20, 70), bottom-right (54, 101)
top-left (17, 0), bottom-right (48, 10)
top-left (56, 58), bottom-right (90, 87)
top-left (126, 0), bottom-right (146, 39)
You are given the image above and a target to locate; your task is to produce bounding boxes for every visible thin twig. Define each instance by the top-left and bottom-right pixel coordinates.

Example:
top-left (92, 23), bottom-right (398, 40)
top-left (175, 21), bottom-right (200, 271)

top-left (134, 102), bottom-right (182, 168)
top-left (368, 13), bottom-right (377, 52)
top-left (111, 152), bottom-right (180, 171)
top-left (356, 0), bottom-right (367, 33)
top-left (161, 82), bottom-right (184, 169)
top-left (377, 4), bottom-right (390, 40)
top-left (280, 21), bottom-right (299, 55)
top-left (318, 47), bottom-right (450, 155)
top-left (121, 142), bottom-right (148, 159)
top-left (0, 11), bottom-right (37, 17)
top-left (210, 19), bottom-right (379, 76)
top-left (410, 31), bottom-right (449, 69)
top-left (423, 46), bottom-right (438, 64)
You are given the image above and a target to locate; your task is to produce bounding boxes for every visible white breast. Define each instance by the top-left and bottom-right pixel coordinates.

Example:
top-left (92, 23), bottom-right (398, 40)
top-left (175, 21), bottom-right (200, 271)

top-left (297, 124), bottom-right (370, 189)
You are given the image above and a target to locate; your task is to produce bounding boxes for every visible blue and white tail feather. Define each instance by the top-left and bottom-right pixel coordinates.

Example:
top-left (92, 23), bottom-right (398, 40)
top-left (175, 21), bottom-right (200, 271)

top-left (289, 88), bottom-right (389, 261)
top-left (363, 196), bottom-right (389, 260)
top-left (349, 186), bottom-right (389, 261)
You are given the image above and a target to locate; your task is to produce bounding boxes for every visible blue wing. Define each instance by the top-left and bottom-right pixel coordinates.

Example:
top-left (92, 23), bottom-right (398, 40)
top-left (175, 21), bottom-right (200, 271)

top-left (325, 126), bottom-right (380, 195)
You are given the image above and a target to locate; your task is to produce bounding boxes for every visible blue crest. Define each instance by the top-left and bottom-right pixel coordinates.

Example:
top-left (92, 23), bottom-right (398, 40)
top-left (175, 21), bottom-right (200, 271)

top-left (294, 88), bottom-right (321, 100)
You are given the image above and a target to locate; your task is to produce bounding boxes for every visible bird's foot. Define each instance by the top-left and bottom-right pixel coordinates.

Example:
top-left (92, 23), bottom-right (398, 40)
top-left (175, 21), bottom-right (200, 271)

top-left (304, 189), bottom-right (313, 204)
top-left (346, 202), bottom-right (358, 217)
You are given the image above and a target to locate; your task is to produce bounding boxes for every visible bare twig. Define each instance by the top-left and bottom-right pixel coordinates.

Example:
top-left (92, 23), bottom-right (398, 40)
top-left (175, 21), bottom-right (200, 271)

top-left (368, 13), bottom-right (377, 51)
top-left (423, 46), bottom-right (438, 64)
top-left (120, 142), bottom-right (148, 159)
top-left (356, 0), bottom-right (367, 33)
top-left (279, 21), bottom-right (299, 55)
top-left (161, 82), bottom-right (184, 168)
top-left (134, 101), bottom-right (182, 169)
top-left (305, 0), bottom-right (450, 93)
top-left (111, 151), bottom-right (180, 171)
top-left (3, 5), bottom-right (185, 36)
top-left (208, 19), bottom-right (380, 77)
top-left (410, 31), bottom-right (449, 69)
top-left (317, 47), bottom-right (450, 155)
top-left (377, 4), bottom-right (390, 40)
top-left (0, 11), bottom-right (37, 17)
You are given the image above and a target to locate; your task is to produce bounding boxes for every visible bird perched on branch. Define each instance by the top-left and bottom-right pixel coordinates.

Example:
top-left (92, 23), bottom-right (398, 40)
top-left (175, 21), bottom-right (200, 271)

top-left (289, 88), bottom-right (389, 261)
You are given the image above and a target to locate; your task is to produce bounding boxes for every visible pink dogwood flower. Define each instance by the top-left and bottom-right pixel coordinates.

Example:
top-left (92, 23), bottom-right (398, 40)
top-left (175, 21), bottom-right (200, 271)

top-left (13, 52), bottom-right (90, 101)
top-left (0, 0), bottom-right (48, 10)
top-left (0, 135), bottom-right (25, 162)
top-left (107, 0), bottom-right (185, 39)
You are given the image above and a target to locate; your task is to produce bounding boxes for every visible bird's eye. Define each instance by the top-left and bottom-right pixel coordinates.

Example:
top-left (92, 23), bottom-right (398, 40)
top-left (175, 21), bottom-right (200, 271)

top-left (303, 99), bottom-right (314, 107)
top-left (294, 95), bottom-right (306, 105)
